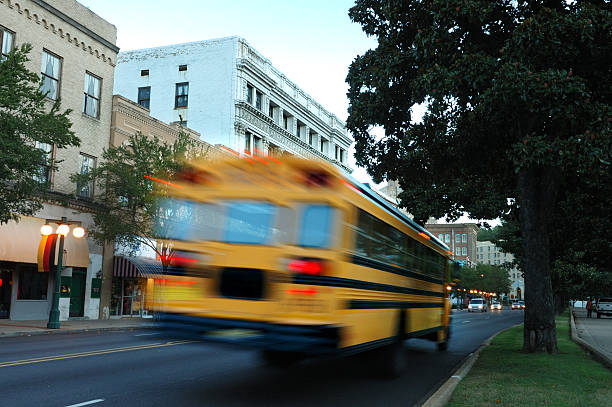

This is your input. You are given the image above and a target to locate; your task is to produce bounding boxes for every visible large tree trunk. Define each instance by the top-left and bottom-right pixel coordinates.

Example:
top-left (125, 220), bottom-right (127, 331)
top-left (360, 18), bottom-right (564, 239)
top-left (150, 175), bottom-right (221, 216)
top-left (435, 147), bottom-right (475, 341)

top-left (518, 167), bottom-right (559, 353)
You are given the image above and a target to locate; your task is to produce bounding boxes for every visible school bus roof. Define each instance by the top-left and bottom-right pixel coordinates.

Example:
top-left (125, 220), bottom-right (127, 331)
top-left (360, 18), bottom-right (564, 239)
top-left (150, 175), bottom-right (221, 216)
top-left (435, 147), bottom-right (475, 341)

top-left (175, 156), bottom-right (451, 257)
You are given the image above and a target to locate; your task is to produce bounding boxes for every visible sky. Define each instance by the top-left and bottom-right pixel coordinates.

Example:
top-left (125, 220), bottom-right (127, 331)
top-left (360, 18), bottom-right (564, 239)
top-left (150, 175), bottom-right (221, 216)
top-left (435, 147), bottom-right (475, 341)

top-left (78, 0), bottom-right (485, 225)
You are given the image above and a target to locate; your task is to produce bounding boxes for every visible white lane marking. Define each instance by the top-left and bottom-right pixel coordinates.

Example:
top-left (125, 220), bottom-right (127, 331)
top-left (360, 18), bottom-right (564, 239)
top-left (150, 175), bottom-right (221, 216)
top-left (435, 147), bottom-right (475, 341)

top-left (65, 399), bottom-right (104, 407)
top-left (133, 333), bottom-right (157, 336)
top-left (462, 321), bottom-right (471, 324)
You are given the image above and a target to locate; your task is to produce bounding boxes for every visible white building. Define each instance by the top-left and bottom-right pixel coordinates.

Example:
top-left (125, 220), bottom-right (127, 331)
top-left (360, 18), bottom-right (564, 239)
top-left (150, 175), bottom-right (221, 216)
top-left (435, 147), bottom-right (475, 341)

top-left (113, 36), bottom-right (352, 172)
top-left (476, 241), bottom-right (524, 300)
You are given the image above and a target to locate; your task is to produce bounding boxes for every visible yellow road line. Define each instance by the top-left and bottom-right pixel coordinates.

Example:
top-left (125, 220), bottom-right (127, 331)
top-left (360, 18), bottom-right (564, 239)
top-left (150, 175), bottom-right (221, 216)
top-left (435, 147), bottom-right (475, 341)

top-left (0, 340), bottom-right (194, 368)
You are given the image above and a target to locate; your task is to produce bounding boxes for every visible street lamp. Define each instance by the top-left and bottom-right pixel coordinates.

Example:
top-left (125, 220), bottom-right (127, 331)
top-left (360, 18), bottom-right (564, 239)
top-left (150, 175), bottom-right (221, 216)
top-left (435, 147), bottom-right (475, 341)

top-left (40, 217), bottom-right (86, 329)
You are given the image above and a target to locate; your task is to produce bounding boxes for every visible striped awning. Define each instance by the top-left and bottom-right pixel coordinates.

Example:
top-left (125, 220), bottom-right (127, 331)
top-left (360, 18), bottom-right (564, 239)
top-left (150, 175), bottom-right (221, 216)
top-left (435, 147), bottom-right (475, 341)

top-left (113, 256), bottom-right (164, 278)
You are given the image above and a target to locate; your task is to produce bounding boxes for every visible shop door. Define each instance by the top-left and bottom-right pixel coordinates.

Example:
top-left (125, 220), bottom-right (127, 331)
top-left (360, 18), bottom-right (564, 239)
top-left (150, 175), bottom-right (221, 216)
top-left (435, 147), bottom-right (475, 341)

top-left (0, 270), bottom-right (12, 319)
top-left (69, 271), bottom-right (86, 317)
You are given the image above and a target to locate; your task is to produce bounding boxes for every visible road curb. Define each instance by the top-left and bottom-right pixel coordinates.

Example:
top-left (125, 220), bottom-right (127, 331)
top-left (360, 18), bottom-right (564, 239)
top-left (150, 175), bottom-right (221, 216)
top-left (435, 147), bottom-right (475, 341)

top-left (420, 322), bottom-right (522, 407)
top-left (569, 308), bottom-right (612, 370)
top-left (0, 325), bottom-right (151, 338)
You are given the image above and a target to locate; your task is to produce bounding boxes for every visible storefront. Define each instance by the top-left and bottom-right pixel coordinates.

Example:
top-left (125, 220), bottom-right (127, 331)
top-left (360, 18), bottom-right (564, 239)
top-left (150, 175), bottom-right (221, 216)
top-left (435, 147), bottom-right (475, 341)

top-left (0, 215), bottom-right (93, 320)
top-left (111, 256), bottom-right (161, 318)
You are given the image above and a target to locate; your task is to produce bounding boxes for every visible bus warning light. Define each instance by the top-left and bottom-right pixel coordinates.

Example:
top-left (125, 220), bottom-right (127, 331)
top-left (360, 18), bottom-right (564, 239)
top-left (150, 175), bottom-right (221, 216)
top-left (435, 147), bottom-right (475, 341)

top-left (288, 259), bottom-right (323, 275)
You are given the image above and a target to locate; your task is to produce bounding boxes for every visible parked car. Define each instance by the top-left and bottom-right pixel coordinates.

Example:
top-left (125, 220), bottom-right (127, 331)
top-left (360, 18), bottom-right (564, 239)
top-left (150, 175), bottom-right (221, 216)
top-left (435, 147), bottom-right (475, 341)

top-left (595, 298), bottom-right (612, 318)
top-left (518, 301), bottom-right (525, 309)
top-left (511, 302), bottom-right (521, 310)
top-left (491, 301), bottom-right (502, 310)
top-left (468, 298), bottom-right (487, 312)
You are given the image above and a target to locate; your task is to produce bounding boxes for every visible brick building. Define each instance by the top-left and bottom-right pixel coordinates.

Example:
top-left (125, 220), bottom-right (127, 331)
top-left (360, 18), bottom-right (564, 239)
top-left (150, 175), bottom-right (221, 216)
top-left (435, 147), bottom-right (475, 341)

top-left (425, 223), bottom-right (479, 266)
top-left (0, 0), bottom-right (117, 320)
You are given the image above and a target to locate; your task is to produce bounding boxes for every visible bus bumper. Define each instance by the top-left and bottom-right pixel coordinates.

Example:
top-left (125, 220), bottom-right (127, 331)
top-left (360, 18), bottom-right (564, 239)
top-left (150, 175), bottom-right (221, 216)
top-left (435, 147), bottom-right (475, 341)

top-left (154, 312), bottom-right (340, 354)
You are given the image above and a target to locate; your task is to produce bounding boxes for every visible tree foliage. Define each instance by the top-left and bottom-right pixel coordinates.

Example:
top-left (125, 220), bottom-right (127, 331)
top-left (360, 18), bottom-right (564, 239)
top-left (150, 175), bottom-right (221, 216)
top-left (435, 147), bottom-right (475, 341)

top-left (0, 44), bottom-right (78, 224)
top-left (346, 1), bottom-right (611, 353)
top-left (71, 132), bottom-right (207, 263)
top-left (454, 263), bottom-right (511, 295)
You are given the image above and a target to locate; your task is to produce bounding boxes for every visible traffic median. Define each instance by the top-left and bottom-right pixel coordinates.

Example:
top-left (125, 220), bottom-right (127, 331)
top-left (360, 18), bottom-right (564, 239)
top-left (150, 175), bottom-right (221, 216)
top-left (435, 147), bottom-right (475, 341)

top-left (446, 312), bottom-right (612, 406)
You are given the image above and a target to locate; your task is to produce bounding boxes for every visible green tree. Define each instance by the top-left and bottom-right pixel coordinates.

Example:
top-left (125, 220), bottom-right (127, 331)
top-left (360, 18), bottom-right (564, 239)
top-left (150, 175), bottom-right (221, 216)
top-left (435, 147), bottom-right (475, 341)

top-left (71, 131), bottom-right (206, 264)
top-left (477, 227), bottom-right (501, 242)
top-left (0, 44), bottom-right (78, 224)
top-left (346, 1), bottom-right (611, 353)
top-left (456, 264), bottom-right (511, 295)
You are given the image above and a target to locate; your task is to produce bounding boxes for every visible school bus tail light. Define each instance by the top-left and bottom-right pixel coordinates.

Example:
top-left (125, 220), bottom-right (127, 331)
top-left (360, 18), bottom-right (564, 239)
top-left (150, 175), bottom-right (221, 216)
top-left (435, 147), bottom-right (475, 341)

top-left (288, 259), bottom-right (323, 275)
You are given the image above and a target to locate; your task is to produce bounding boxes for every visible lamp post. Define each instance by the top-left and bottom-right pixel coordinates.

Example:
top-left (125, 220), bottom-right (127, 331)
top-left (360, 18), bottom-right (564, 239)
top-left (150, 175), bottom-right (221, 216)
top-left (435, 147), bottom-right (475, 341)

top-left (40, 217), bottom-right (86, 329)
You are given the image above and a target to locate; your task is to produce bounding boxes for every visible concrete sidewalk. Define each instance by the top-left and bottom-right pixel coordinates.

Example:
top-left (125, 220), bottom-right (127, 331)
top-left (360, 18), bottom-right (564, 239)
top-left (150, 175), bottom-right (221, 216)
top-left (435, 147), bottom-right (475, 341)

top-left (571, 307), bottom-right (612, 367)
top-left (0, 318), bottom-right (151, 338)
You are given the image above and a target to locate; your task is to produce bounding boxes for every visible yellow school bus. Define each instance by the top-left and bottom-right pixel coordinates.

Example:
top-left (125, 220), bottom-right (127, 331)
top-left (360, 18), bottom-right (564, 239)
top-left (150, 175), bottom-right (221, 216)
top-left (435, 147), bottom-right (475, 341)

top-left (151, 156), bottom-right (452, 375)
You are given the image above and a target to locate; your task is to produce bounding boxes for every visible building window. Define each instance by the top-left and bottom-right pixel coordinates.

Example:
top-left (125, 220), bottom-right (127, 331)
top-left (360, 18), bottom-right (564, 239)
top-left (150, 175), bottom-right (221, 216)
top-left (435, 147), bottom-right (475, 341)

top-left (254, 135), bottom-right (263, 153)
top-left (296, 120), bottom-right (304, 139)
top-left (320, 137), bottom-right (329, 154)
top-left (40, 50), bottom-right (62, 100)
top-left (244, 131), bottom-right (251, 153)
top-left (83, 72), bottom-right (101, 118)
top-left (255, 91), bottom-right (262, 110)
top-left (178, 64), bottom-right (187, 72)
top-left (246, 83), bottom-right (253, 105)
top-left (138, 86), bottom-right (151, 109)
top-left (462, 233), bottom-right (467, 243)
top-left (175, 82), bottom-right (188, 108)
top-left (0, 26), bottom-right (14, 60)
top-left (283, 112), bottom-right (292, 131)
top-left (78, 154), bottom-right (96, 198)
top-left (462, 247), bottom-right (467, 256)
top-left (33, 142), bottom-right (53, 185)
top-left (17, 264), bottom-right (48, 300)
top-left (455, 233), bottom-right (460, 242)
top-left (445, 234), bottom-right (450, 243)
top-left (269, 105), bottom-right (274, 118)
top-left (438, 234), bottom-right (444, 241)
top-left (140, 69), bottom-right (149, 76)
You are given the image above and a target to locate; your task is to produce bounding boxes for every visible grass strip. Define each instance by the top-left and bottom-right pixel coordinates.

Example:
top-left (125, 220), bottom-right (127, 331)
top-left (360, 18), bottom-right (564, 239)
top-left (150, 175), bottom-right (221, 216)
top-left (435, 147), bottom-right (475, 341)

top-left (447, 312), bottom-right (612, 406)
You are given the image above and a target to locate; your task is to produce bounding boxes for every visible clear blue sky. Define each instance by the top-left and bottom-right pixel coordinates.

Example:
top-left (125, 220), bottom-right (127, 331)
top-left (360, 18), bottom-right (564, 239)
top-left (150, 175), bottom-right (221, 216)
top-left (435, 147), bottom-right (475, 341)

top-left (79, 0), bottom-right (377, 181)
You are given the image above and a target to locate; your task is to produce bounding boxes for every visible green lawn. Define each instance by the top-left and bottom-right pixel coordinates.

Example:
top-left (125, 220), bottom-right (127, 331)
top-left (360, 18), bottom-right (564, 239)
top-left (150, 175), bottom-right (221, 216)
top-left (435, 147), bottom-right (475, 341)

top-left (447, 313), bottom-right (612, 406)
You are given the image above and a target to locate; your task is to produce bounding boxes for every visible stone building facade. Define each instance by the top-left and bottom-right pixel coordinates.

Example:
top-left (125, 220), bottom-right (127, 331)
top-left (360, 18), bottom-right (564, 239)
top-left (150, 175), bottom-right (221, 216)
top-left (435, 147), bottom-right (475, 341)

top-left (0, 0), bottom-right (117, 320)
top-left (476, 240), bottom-right (524, 300)
top-left (113, 36), bottom-right (352, 172)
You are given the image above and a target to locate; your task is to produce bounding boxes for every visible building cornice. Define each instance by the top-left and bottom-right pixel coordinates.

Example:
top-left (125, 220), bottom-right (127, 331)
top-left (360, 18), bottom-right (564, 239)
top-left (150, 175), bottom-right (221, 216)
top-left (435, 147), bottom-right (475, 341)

top-left (236, 101), bottom-right (351, 173)
top-left (31, 0), bottom-right (119, 52)
top-left (2, 0), bottom-right (118, 66)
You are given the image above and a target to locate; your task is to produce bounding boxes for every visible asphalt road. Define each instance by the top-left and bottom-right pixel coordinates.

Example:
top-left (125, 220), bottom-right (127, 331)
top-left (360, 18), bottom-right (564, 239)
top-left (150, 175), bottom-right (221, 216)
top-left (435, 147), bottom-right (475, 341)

top-left (0, 309), bottom-right (523, 407)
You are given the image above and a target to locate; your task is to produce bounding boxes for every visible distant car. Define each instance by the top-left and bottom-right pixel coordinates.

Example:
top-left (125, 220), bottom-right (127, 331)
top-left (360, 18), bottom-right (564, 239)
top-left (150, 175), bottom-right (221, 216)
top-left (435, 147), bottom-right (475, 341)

top-left (511, 302), bottom-right (521, 310)
top-left (468, 298), bottom-right (487, 312)
top-left (518, 301), bottom-right (526, 309)
top-left (491, 301), bottom-right (502, 310)
top-left (595, 298), bottom-right (612, 318)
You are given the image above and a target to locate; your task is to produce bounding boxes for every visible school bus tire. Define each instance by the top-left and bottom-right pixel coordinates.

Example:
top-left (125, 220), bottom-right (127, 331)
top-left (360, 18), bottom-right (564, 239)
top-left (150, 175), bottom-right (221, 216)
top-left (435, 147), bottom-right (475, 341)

top-left (378, 310), bottom-right (407, 378)
top-left (437, 325), bottom-right (450, 352)
top-left (260, 349), bottom-right (302, 368)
